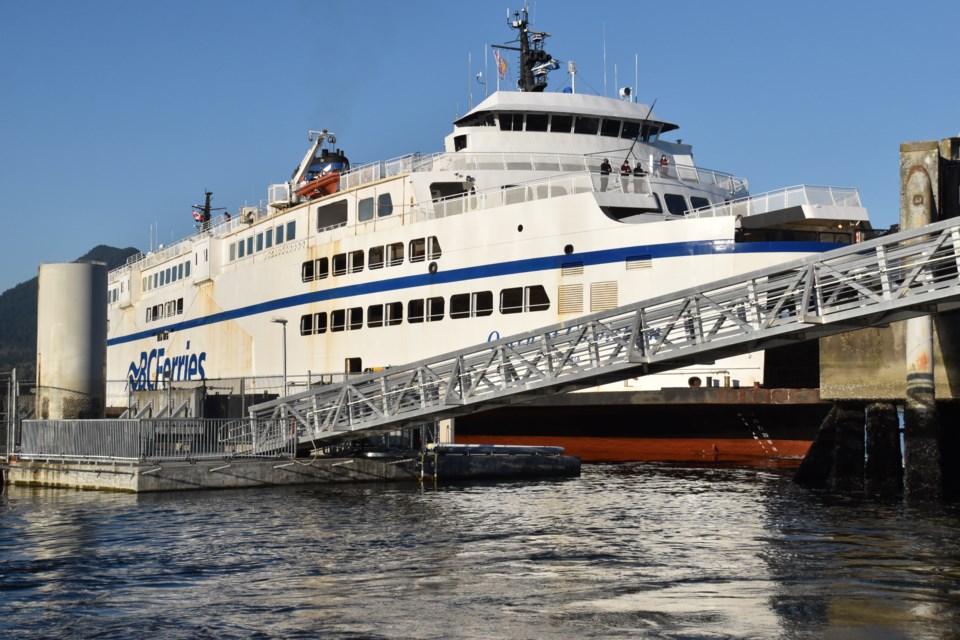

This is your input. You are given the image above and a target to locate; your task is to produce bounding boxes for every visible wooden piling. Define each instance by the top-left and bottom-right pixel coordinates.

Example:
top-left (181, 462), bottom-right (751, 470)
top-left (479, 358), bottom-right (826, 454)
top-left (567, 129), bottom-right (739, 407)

top-left (794, 404), bottom-right (838, 488)
top-left (831, 402), bottom-right (865, 492)
top-left (864, 401), bottom-right (902, 495)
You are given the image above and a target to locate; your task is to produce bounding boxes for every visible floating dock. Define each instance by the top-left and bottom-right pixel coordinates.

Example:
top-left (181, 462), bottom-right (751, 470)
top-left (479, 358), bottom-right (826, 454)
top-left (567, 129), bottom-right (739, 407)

top-left (2, 444), bottom-right (580, 493)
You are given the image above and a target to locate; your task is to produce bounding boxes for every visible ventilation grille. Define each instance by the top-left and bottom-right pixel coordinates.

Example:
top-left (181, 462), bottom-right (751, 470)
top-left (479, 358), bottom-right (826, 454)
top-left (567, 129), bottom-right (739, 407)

top-left (590, 281), bottom-right (618, 312)
top-left (561, 261), bottom-right (584, 277)
top-left (626, 254), bottom-right (652, 270)
top-left (558, 284), bottom-right (583, 314)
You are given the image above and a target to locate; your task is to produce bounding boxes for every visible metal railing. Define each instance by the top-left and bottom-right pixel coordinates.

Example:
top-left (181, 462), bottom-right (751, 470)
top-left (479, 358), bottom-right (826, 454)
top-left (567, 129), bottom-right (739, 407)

top-left (249, 216), bottom-right (960, 446)
top-left (686, 185), bottom-right (862, 219)
top-left (17, 417), bottom-right (295, 463)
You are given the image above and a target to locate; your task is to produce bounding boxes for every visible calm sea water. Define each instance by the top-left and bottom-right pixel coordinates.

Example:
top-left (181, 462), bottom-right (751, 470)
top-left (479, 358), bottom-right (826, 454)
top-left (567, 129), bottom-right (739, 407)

top-left (2, 463), bottom-right (959, 639)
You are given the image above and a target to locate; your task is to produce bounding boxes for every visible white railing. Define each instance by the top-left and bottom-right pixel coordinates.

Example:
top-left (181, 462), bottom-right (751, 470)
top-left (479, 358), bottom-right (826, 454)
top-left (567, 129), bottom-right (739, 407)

top-left (685, 185), bottom-right (863, 219)
top-left (17, 418), bottom-right (296, 462)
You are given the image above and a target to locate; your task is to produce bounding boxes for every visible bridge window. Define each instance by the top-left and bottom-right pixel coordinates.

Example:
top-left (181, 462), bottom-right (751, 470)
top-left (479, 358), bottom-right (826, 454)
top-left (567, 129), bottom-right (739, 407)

top-left (600, 118), bottom-right (622, 137)
top-left (275, 223), bottom-right (284, 244)
top-left (286, 220), bottom-right (296, 240)
top-left (498, 112), bottom-right (524, 131)
top-left (454, 134), bottom-right (467, 151)
top-left (256, 233), bottom-right (264, 252)
top-left (621, 121), bottom-right (641, 139)
top-left (526, 113), bottom-right (548, 132)
top-left (265, 228), bottom-right (273, 249)
top-left (358, 197), bottom-right (375, 222)
top-left (246, 237), bottom-right (254, 256)
top-left (238, 241), bottom-right (246, 259)
top-left (551, 114), bottom-right (573, 133)
top-left (664, 193), bottom-right (688, 216)
top-left (574, 116), bottom-right (599, 135)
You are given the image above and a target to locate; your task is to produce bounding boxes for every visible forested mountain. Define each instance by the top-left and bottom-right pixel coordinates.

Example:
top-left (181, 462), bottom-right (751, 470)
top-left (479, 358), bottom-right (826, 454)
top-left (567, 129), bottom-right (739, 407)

top-left (0, 245), bottom-right (140, 378)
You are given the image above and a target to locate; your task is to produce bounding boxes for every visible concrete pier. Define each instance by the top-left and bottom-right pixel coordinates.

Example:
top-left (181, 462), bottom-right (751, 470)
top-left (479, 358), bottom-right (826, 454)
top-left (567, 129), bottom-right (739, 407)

top-left (807, 137), bottom-right (960, 498)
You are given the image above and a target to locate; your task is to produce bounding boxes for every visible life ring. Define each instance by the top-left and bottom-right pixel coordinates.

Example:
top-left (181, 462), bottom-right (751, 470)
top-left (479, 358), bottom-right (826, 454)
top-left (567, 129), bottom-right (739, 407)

top-left (428, 262), bottom-right (438, 274)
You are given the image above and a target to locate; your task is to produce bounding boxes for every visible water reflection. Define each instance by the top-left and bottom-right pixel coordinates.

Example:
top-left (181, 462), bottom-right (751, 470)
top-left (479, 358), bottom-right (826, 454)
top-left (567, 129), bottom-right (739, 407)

top-left (1, 465), bottom-right (958, 639)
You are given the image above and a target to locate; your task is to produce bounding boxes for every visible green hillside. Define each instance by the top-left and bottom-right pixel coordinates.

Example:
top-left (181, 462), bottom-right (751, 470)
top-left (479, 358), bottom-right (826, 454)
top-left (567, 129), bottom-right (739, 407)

top-left (0, 245), bottom-right (141, 378)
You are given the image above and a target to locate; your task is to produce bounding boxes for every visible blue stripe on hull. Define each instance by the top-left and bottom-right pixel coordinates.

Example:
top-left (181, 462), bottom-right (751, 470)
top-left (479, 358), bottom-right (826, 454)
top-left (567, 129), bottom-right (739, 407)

top-left (107, 240), bottom-right (842, 347)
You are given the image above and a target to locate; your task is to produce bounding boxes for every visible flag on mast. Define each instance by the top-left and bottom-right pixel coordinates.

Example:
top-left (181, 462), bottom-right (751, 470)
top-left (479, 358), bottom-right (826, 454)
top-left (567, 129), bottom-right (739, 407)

top-left (494, 50), bottom-right (507, 79)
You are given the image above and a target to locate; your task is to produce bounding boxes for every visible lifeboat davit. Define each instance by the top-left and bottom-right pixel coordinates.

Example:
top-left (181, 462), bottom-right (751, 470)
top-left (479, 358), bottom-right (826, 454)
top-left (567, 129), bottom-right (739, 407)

top-left (296, 171), bottom-right (340, 199)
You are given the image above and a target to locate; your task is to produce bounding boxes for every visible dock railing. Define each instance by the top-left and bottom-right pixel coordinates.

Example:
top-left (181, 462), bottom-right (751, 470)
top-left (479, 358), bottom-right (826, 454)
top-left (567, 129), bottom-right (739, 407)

top-left (16, 418), bottom-right (295, 463)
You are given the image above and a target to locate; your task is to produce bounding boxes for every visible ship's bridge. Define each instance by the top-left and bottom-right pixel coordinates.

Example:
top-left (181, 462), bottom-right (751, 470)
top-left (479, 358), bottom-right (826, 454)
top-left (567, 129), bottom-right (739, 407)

top-left (446, 91), bottom-right (679, 156)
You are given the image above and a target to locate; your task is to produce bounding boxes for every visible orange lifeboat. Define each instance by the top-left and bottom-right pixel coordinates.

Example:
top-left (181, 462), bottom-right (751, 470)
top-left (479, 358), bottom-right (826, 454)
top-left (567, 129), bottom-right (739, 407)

top-left (295, 171), bottom-right (340, 199)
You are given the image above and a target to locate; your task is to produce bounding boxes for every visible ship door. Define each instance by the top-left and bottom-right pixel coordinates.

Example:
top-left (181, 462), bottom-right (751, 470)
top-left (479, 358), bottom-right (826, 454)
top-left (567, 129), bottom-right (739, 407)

top-left (345, 357), bottom-right (362, 377)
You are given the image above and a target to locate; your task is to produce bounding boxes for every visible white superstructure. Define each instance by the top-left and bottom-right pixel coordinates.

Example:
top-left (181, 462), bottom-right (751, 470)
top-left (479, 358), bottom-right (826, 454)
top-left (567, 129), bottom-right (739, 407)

top-left (105, 9), bottom-right (870, 402)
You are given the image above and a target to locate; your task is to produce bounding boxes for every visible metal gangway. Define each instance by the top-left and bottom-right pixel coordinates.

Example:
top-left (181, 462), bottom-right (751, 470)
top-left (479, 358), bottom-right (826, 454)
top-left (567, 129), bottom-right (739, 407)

top-left (251, 217), bottom-right (960, 448)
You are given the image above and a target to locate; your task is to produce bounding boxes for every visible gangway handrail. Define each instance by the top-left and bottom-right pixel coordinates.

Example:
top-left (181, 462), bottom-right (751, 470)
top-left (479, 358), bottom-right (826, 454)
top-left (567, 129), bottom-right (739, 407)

top-left (250, 217), bottom-right (960, 446)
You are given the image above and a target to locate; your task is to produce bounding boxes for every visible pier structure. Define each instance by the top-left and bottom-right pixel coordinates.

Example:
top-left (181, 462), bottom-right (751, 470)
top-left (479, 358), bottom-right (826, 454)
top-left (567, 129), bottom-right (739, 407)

top-left (804, 138), bottom-right (960, 500)
top-left (242, 213), bottom-right (960, 457)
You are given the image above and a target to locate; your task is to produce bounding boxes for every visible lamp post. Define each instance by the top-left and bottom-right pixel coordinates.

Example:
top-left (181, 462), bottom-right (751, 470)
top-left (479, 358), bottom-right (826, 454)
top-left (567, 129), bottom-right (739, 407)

top-left (270, 318), bottom-right (288, 397)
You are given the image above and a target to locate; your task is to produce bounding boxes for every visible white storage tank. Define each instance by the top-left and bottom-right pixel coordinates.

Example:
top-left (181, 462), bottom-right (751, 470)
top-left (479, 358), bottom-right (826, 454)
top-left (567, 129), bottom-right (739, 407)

top-left (36, 262), bottom-right (108, 419)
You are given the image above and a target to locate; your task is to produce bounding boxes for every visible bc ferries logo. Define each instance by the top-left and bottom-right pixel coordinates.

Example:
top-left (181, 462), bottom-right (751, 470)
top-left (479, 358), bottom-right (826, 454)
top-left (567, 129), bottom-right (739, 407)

top-left (127, 343), bottom-right (207, 391)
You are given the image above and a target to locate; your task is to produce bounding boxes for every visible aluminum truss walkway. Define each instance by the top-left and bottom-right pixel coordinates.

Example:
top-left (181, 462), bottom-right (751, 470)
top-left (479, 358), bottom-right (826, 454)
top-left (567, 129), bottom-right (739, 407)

top-left (250, 217), bottom-right (960, 449)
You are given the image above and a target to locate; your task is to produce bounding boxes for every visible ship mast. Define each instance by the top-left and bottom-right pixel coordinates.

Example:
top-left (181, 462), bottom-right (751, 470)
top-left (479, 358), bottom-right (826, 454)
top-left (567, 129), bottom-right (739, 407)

top-left (494, 6), bottom-right (558, 92)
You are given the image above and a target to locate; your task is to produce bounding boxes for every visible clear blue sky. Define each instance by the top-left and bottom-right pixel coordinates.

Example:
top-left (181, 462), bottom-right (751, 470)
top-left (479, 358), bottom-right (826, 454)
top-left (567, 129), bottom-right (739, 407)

top-left (2, 1), bottom-right (957, 294)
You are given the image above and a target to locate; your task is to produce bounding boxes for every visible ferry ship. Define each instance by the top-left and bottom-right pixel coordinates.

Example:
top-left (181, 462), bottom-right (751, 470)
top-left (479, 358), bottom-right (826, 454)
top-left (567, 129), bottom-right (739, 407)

top-left (106, 9), bottom-right (871, 462)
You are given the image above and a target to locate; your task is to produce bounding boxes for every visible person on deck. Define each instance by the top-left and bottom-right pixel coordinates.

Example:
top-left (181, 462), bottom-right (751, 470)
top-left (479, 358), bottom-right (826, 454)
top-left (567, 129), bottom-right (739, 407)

top-left (620, 160), bottom-right (632, 192)
top-left (600, 158), bottom-right (612, 191)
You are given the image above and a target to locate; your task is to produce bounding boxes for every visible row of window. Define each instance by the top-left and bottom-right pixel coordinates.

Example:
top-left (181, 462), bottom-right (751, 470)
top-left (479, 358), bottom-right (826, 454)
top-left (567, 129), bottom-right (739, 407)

top-left (299, 285), bottom-right (550, 335)
top-left (228, 220), bottom-right (297, 262)
top-left (456, 110), bottom-right (675, 142)
top-left (302, 237), bottom-right (442, 282)
top-left (143, 260), bottom-right (191, 293)
top-left (146, 298), bottom-right (184, 323)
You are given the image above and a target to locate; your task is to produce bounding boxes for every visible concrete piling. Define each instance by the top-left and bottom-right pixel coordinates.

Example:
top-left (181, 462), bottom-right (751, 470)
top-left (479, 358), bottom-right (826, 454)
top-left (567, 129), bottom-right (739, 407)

top-left (901, 141), bottom-right (943, 501)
